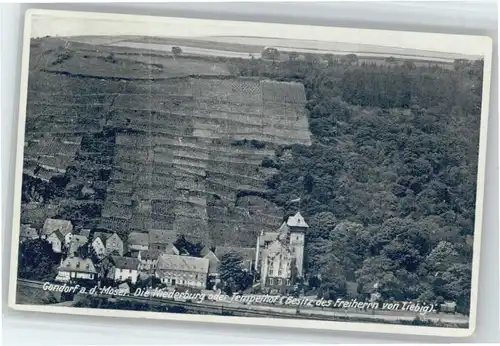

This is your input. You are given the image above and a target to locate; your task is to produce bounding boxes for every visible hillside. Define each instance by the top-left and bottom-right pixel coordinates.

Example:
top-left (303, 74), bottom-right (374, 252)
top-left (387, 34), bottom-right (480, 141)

top-left (22, 37), bottom-right (311, 247)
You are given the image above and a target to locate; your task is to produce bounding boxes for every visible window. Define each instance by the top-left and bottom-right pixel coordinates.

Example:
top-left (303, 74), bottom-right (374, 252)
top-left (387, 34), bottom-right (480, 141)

top-left (286, 279), bottom-right (291, 286)
top-left (269, 278), bottom-right (274, 285)
top-left (277, 278), bottom-right (282, 285)
top-left (278, 269), bottom-right (282, 276)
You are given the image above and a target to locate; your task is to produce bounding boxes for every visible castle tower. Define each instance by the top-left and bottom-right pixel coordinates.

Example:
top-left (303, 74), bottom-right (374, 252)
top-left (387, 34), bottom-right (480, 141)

top-left (286, 211), bottom-right (308, 278)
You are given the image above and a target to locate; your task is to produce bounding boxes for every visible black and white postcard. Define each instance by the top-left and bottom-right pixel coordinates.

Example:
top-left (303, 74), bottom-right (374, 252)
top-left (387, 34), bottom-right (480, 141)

top-left (8, 9), bottom-right (493, 337)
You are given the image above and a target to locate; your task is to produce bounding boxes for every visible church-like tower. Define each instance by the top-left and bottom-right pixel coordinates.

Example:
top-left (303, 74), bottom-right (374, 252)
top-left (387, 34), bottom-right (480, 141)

top-left (286, 211), bottom-right (308, 278)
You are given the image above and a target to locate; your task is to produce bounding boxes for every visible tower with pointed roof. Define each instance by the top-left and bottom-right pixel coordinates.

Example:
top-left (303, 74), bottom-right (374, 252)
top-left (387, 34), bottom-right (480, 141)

top-left (286, 211), bottom-right (308, 278)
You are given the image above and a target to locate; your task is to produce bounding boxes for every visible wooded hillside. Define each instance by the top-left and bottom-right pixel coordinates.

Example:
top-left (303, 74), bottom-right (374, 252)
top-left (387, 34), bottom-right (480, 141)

top-left (229, 55), bottom-right (483, 314)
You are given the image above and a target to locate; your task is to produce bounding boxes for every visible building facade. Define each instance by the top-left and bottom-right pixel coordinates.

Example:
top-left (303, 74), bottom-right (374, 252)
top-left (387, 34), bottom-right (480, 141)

top-left (155, 254), bottom-right (209, 289)
top-left (41, 218), bottom-right (74, 253)
top-left (55, 256), bottom-right (97, 283)
top-left (137, 249), bottom-right (162, 272)
top-left (111, 256), bottom-right (140, 284)
top-left (256, 211), bottom-right (308, 289)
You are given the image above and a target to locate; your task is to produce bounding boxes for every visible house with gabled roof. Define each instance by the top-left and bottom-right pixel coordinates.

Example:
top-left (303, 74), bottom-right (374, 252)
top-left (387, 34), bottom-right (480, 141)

top-left (46, 229), bottom-right (65, 254)
top-left (256, 211), bottom-right (308, 290)
top-left (55, 256), bottom-right (97, 283)
top-left (128, 231), bottom-right (149, 252)
top-left (68, 234), bottom-right (89, 256)
top-left (110, 256), bottom-right (140, 284)
top-left (148, 229), bottom-right (178, 251)
top-left (41, 218), bottom-right (74, 253)
top-left (91, 232), bottom-right (124, 259)
top-left (156, 254), bottom-right (209, 289)
top-left (137, 249), bottom-right (162, 272)
top-left (200, 246), bottom-right (218, 274)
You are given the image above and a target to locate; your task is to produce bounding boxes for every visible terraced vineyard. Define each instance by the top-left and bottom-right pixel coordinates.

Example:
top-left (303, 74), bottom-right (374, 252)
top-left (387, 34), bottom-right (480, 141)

top-left (22, 37), bottom-right (312, 247)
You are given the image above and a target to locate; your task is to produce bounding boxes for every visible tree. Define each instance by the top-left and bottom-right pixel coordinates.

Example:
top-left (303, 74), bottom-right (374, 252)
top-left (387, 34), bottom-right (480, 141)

top-left (423, 241), bottom-right (461, 274)
top-left (288, 52), bottom-right (299, 61)
top-left (318, 260), bottom-right (347, 300)
top-left (261, 47), bottom-right (280, 63)
top-left (228, 47), bottom-right (481, 309)
top-left (171, 46), bottom-right (182, 56)
top-left (341, 53), bottom-right (358, 65)
top-left (18, 238), bottom-right (60, 281)
top-left (217, 252), bottom-right (247, 295)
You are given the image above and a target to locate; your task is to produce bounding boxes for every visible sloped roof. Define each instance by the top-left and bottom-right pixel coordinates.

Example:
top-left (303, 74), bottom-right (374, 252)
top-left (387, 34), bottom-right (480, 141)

top-left (93, 232), bottom-right (110, 244)
top-left (68, 235), bottom-right (88, 254)
top-left (79, 229), bottom-right (91, 238)
top-left (58, 256), bottom-right (97, 273)
top-left (199, 246), bottom-right (213, 258)
top-left (20, 224), bottom-right (38, 239)
top-left (50, 229), bottom-right (65, 242)
top-left (287, 211), bottom-right (309, 228)
top-left (42, 218), bottom-right (73, 236)
top-left (111, 256), bottom-right (140, 270)
top-left (165, 244), bottom-right (180, 255)
top-left (148, 229), bottom-right (177, 244)
top-left (214, 247), bottom-right (256, 263)
top-left (157, 254), bottom-right (209, 274)
top-left (72, 234), bottom-right (88, 245)
top-left (139, 249), bottom-right (162, 261)
top-left (118, 282), bottom-right (130, 290)
top-left (203, 251), bottom-right (219, 274)
top-left (278, 222), bottom-right (290, 234)
top-left (128, 231), bottom-right (149, 246)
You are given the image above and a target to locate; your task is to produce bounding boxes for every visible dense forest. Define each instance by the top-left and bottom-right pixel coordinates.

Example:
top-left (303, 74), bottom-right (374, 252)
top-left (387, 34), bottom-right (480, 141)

top-left (229, 54), bottom-right (483, 314)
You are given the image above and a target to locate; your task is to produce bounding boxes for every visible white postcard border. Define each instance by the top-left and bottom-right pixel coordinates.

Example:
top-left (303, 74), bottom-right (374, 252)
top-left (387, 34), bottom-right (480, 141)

top-left (7, 8), bottom-right (494, 338)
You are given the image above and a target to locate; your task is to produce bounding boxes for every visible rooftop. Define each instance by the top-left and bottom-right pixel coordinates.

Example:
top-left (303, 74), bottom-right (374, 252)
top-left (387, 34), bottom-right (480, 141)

top-left (287, 211), bottom-right (309, 228)
top-left (128, 231), bottom-right (149, 246)
top-left (139, 249), bottom-right (163, 261)
top-left (149, 229), bottom-right (177, 245)
top-left (79, 229), bottom-right (91, 238)
top-left (157, 254), bottom-right (209, 274)
top-left (20, 224), bottom-right (38, 238)
top-left (42, 218), bottom-right (73, 236)
top-left (58, 256), bottom-right (97, 273)
top-left (93, 232), bottom-right (111, 244)
top-left (112, 256), bottom-right (140, 270)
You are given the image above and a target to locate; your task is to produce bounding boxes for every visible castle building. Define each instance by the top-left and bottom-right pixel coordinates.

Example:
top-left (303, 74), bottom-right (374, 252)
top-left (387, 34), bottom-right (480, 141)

top-left (256, 211), bottom-right (308, 289)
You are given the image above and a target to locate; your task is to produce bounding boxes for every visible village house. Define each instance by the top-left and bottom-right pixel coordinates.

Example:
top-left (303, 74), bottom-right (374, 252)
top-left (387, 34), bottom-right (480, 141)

top-left (256, 211), bottom-right (308, 289)
top-left (92, 232), bottom-right (125, 258)
top-left (127, 231), bottom-right (149, 252)
top-left (110, 256), bottom-right (140, 284)
top-left (200, 246), bottom-right (220, 289)
top-left (55, 256), bottom-right (97, 283)
top-left (41, 218), bottom-right (74, 253)
top-left (20, 224), bottom-right (39, 243)
top-left (156, 254), bottom-right (209, 289)
top-left (148, 229), bottom-right (177, 251)
top-left (137, 249), bottom-right (162, 272)
top-left (68, 234), bottom-right (89, 256)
